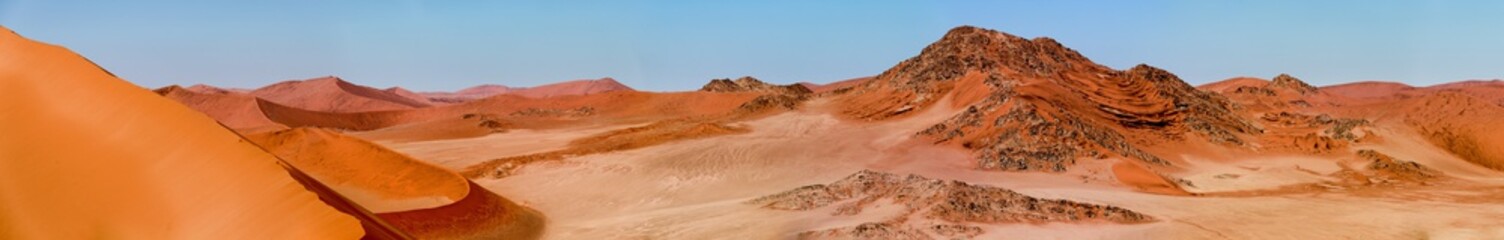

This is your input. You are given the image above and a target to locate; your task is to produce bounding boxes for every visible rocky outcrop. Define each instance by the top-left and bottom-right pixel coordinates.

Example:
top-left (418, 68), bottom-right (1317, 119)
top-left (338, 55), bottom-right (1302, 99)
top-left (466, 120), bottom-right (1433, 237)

top-left (1254, 112), bottom-right (1370, 153)
top-left (923, 96), bottom-right (1170, 171)
top-left (1360, 150), bottom-right (1440, 181)
top-left (751, 170), bottom-right (1153, 239)
top-left (1270, 74), bottom-right (1318, 94)
top-left (733, 94), bottom-right (809, 115)
top-left (848, 26), bottom-right (1259, 172)
top-left (702, 76), bottom-right (815, 115)
top-left (508, 107), bottom-right (596, 118)
top-left (700, 76), bottom-right (813, 95)
top-left (461, 113), bottom-right (513, 132)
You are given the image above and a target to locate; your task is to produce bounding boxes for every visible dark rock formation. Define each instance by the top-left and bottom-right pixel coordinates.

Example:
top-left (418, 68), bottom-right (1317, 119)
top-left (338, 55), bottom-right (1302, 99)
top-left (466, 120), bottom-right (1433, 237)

top-left (1270, 74), bottom-right (1318, 94)
top-left (851, 25), bottom-right (1259, 172)
top-left (1360, 150), bottom-right (1440, 180)
top-left (751, 170), bottom-right (1154, 239)
top-left (700, 76), bottom-right (813, 95)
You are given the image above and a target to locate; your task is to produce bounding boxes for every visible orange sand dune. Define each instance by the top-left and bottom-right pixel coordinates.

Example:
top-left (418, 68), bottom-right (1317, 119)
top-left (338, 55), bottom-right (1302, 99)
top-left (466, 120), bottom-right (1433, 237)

top-left (798, 76), bottom-right (873, 94)
top-left (156, 85), bottom-right (417, 133)
top-left (154, 85), bottom-right (289, 133)
top-left (386, 86), bottom-right (441, 106)
top-left (183, 83), bottom-right (247, 94)
top-left (1195, 76), bottom-right (1271, 92)
top-left (256, 98), bottom-right (409, 131)
top-left (166, 80), bottom-right (771, 144)
top-left (1199, 74), bottom-right (1355, 112)
top-left (510, 77), bottom-right (633, 98)
top-left (252, 76), bottom-right (433, 113)
top-left (378, 181), bottom-right (545, 239)
top-left (246, 128), bottom-right (472, 212)
top-left (244, 127), bottom-right (544, 239)
top-left (1320, 81), bottom-right (1417, 100)
top-left (1424, 80), bottom-right (1504, 106)
top-left (1382, 92), bottom-right (1504, 171)
top-left (423, 77), bottom-right (634, 102)
top-left (1322, 80), bottom-right (1504, 107)
top-left (353, 115), bottom-right (511, 142)
top-left (423, 84), bottom-right (515, 102)
top-left (0, 27), bottom-right (368, 239)
top-left (326, 90), bottom-right (761, 142)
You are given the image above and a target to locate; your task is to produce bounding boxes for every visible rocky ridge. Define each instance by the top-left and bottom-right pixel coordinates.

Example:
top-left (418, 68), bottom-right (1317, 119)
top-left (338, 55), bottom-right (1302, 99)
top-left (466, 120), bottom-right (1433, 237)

top-left (843, 26), bottom-right (1259, 172)
top-left (750, 170), bottom-right (1153, 239)
top-left (699, 76), bottom-right (814, 95)
top-left (1270, 74), bottom-right (1318, 94)
top-left (699, 76), bottom-right (815, 115)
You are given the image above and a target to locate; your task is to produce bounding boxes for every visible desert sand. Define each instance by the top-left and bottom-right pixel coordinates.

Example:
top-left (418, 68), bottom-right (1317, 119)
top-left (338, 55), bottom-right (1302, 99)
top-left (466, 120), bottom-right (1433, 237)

top-left (246, 128), bottom-right (471, 212)
top-left (9, 22), bottom-right (1504, 240)
top-left (0, 26), bottom-right (368, 239)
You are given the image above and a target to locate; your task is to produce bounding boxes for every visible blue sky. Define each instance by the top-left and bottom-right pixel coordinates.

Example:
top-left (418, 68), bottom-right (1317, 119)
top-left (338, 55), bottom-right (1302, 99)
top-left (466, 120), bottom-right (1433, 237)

top-left (2, 1), bottom-right (1500, 91)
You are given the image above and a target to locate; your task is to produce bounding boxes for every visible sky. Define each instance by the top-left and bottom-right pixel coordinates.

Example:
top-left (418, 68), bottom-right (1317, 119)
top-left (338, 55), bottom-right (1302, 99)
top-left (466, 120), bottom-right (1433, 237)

top-left (2, 1), bottom-right (1501, 91)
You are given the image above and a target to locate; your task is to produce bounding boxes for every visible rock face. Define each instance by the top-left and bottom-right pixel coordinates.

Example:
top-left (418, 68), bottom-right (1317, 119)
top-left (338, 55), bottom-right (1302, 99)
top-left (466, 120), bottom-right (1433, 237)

top-left (1254, 111), bottom-right (1370, 153)
top-left (1360, 150), bottom-right (1440, 181)
top-left (700, 76), bottom-right (814, 95)
top-left (1332, 150), bottom-right (1443, 186)
top-left (844, 25), bottom-right (1258, 172)
top-left (1270, 74), bottom-right (1318, 94)
top-left (751, 170), bottom-right (1153, 239)
top-left (700, 76), bottom-right (816, 115)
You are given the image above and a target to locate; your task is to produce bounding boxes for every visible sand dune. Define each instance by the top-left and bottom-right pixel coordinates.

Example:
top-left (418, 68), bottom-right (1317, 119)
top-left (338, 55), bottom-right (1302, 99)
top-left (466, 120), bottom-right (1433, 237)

top-left (798, 76), bottom-right (873, 94)
top-left (0, 27), bottom-right (368, 239)
top-left (252, 76), bottom-right (433, 113)
top-left (423, 77), bottom-right (634, 102)
top-left (154, 85), bottom-right (289, 133)
top-left (386, 87), bottom-right (441, 106)
top-left (245, 127), bottom-right (546, 239)
top-left (246, 128), bottom-right (471, 212)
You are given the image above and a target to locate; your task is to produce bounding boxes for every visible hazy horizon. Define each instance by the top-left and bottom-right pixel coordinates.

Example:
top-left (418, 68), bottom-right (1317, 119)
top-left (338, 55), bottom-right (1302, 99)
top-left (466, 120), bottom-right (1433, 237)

top-left (3, 1), bottom-right (1501, 91)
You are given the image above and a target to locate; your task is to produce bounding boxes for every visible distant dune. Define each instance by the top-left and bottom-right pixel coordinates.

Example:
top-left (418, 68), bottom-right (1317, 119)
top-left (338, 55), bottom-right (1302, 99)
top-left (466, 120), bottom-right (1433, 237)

top-left (252, 76), bottom-right (434, 113)
top-left (422, 77), bottom-right (634, 102)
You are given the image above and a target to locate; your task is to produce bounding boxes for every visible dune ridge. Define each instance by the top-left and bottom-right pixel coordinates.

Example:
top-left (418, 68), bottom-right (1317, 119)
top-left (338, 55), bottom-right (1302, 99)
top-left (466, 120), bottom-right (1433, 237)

top-left (0, 26), bottom-right (371, 239)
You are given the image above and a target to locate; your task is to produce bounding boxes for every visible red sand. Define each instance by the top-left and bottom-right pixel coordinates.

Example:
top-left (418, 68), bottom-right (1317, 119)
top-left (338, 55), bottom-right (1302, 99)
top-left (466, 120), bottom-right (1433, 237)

top-left (155, 85), bottom-right (289, 133)
top-left (251, 76), bottom-right (433, 113)
top-left (422, 77), bottom-right (634, 102)
top-left (798, 76), bottom-right (873, 94)
top-left (246, 128), bottom-right (472, 212)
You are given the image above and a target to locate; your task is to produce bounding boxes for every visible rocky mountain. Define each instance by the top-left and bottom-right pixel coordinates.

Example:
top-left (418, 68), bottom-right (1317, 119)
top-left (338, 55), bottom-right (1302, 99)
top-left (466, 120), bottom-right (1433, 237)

top-left (699, 76), bottom-right (813, 95)
top-left (838, 26), bottom-right (1258, 172)
top-left (1269, 74), bottom-right (1318, 94)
